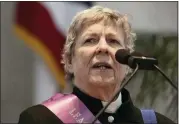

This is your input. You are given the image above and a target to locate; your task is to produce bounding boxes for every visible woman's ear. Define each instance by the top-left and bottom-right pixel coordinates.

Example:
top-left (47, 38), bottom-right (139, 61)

top-left (67, 64), bottom-right (73, 73)
top-left (66, 56), bottom-right (74, 74)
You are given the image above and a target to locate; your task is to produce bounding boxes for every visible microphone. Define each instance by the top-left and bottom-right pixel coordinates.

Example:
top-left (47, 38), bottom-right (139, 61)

top-left (92, 64), bottom-right (139, 124)
top-left (115, 49), bottom-right (178, 91)
top-left (115, 49), bottom-right (158, 70)
top-left (92, 49), bottom-right (177, 124)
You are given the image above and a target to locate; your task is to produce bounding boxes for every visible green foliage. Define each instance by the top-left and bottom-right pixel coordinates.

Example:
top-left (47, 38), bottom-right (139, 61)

top-left (134, 33), bottom-right (177, 121)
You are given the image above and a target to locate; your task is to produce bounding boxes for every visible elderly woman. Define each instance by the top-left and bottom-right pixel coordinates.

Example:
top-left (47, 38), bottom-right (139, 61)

top-left (18, 6), bottom-right (175, 124)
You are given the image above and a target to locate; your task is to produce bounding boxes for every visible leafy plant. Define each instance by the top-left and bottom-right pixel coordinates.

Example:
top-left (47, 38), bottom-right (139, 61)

top-left (131, 33), bottom-right (178, 122)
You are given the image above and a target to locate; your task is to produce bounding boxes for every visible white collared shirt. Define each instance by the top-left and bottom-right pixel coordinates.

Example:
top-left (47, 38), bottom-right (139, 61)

top-left (101, 92), bottom-right (122, 113)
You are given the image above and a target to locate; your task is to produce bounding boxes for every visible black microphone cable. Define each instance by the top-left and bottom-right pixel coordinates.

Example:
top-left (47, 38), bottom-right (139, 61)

top-left (91, 64), bottom-right (139, 124)
top-left (154, 65), bottom-right (178, 91)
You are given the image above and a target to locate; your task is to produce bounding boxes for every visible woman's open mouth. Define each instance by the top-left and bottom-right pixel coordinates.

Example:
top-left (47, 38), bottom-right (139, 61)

top-left (92, 62), bottom-right (112, 70)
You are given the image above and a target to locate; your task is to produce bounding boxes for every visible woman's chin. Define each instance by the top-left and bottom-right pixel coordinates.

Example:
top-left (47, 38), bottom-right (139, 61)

top-left (89, 78), bottom-right (116, 87)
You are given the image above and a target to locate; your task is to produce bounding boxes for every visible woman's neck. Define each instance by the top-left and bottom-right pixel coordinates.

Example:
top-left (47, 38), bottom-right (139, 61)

top-left (74, 82), bottom-right (120, 102)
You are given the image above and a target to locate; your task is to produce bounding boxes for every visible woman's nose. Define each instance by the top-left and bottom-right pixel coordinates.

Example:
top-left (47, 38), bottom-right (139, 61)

top-left (96, 38), bottom-right (109, 54)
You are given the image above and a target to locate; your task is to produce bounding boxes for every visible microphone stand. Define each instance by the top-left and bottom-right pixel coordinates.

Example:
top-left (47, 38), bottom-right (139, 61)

top-left (92, 64), bottom-right (139, 124)
top-left (154, 65), bottom-right (178, 91)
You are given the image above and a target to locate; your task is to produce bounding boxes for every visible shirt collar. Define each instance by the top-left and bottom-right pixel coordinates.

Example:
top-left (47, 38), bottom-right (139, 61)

top-left (72, 86), bottom-right (123, 115)
top-left (101, 92), bottom-right (122, 113)
top-left (72, 86), bottom-right (142, 123)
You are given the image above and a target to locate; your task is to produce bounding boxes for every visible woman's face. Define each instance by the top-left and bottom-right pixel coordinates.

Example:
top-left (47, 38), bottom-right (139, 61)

top-left (69, 21), bottom-right (127, 89)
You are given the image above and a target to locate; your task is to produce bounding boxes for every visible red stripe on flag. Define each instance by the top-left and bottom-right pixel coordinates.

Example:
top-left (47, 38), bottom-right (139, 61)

top-left (15, 2), bottom-right (66, 88)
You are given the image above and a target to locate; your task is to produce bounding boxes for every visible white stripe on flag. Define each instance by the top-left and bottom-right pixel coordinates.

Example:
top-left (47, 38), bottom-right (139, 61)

top-left (41, 2), bottom-right (89, 35)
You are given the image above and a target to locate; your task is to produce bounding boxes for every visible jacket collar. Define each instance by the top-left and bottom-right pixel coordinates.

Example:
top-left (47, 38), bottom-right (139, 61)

top-left (72, 86), bottom-right (142, 123)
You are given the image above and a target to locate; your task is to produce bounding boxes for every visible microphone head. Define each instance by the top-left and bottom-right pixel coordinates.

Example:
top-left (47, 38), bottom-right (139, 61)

top-left (115, 49), bottom-right (130, 64)
top-left (129, 51), bottom-right (158, 69)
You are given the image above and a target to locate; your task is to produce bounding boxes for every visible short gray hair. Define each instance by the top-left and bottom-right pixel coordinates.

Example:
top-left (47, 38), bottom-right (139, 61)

top-left (61, 6), bottom-right (136, 81)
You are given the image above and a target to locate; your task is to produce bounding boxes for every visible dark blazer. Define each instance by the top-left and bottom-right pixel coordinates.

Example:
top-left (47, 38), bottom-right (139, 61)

top-left (18, 87), bottom-right (175, 124)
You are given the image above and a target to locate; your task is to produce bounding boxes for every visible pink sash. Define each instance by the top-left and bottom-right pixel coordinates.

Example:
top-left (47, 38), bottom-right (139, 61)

top-left (41, 93), bottom-right (101, 124)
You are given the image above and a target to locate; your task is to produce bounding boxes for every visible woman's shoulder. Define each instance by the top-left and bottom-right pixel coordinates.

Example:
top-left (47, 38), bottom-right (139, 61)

top-left (18, 104), bottom-right (63, 124)
top-left (133, 106), bottom-right (175, 124)
top-left (20, 104), bottom-right (49, 115)
top-left (19, 93), bottom-right (70, 119)
top-left (155, 112), bottom-right (176, 124)
top-left (19, 104), bottom-right (53, 120)
top-left (18, 93), bottom-right (70, 124)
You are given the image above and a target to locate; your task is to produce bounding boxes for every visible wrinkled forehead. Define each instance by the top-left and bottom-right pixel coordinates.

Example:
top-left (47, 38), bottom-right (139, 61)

top-left (77, 20), bottom-right (125, 40)
top-left (79, 17), bottom-right (123, 34)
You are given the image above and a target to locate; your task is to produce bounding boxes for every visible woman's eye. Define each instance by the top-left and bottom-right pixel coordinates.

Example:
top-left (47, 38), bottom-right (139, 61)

top-left (84, 38), bottom-right (97, 44)
top-left (108, 39), bottom-right (120, 44)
